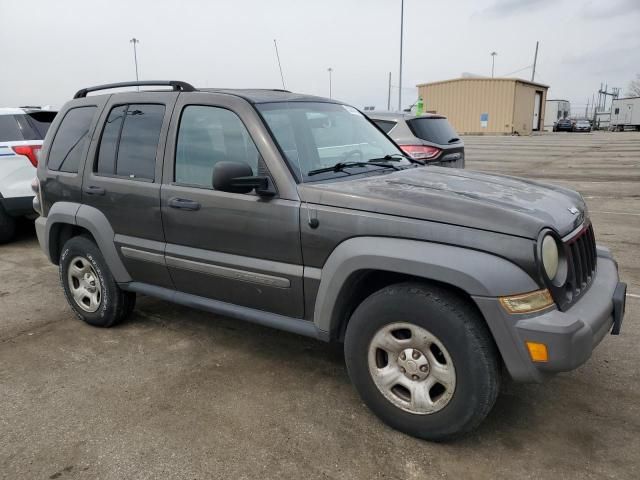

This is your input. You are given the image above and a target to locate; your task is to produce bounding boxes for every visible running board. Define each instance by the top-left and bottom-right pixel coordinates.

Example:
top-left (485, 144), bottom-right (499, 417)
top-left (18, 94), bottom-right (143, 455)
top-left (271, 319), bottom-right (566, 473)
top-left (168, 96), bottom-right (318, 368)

top-left (122, 282), bottom-right (326, 340)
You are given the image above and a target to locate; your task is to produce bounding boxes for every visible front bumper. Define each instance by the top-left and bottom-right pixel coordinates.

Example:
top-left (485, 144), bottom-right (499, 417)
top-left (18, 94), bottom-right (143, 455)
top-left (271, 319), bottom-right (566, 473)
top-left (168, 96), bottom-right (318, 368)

top-left (473, 249), bottom-right (625, 382)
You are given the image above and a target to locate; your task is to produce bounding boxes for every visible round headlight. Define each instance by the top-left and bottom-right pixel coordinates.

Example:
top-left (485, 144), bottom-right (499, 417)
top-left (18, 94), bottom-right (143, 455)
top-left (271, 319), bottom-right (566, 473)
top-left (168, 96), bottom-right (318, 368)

top-left (541, 235), bottom-right (559, 280)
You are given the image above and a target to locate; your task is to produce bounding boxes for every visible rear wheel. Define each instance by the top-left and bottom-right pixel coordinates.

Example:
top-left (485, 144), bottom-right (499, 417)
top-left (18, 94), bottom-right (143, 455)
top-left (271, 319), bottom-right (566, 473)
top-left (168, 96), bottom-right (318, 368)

top-left (0, 204), bottom-right (16, 244)
top-left (60, 236), bottom-right (135, 327)
top-left (344, 282), bottom-right (501, 441)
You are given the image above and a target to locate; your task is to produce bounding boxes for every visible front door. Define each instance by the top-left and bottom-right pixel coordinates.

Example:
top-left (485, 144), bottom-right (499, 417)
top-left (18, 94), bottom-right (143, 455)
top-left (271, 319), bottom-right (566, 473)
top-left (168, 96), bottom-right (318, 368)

top-left (82, 92), bottom-right (177, 288)
top-left (532, 91), bottom-right (542, 131)
top-left (160, 93), bottom-right (304, 318)
top-left (624, 104), bottom-right (633, 124)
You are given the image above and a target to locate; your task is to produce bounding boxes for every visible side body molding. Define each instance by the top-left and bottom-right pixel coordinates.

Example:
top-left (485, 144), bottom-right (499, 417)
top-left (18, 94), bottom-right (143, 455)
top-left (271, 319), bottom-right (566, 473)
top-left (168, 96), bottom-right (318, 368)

top-left (312, 237), bottom-right (539, 335)
top-left (41, 202), bottom-right (132, 283)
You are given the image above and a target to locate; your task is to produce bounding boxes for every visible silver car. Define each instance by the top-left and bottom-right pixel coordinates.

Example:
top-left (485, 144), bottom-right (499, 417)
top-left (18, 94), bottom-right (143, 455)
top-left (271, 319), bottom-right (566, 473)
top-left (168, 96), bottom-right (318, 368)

top-left (573, 120), bottom-right (592, 132)
top-left (368, 112), bottom-right (464, 168)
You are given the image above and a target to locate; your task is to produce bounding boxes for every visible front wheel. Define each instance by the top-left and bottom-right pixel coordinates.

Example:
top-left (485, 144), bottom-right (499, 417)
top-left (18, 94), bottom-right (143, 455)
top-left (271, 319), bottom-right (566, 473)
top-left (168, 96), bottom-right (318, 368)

top-left (60, 236), bottom-right (135, 327)
top-left (344, 282), bottom-right (501, 441)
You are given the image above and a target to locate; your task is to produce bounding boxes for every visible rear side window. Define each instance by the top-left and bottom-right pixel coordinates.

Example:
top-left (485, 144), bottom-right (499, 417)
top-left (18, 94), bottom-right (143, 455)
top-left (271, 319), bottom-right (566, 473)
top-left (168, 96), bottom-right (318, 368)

top-left (0, 116), bottom-right (23, 142)
top-left (407, 118), bottom-right (459, 145)
top-left (373, 119), bottom-right (397, 134)
top-left (95, 104), bottom-right (165, 181)
top-left (48, 106), bottom-right (97, 173)
top-left (175, 106), bottom-right (259, 188)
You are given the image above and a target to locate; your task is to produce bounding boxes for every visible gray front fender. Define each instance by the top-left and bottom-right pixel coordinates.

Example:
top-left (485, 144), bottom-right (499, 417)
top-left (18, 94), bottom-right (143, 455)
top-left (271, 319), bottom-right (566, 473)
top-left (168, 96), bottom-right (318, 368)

top-left (313, 237), bottom-right (539, 334)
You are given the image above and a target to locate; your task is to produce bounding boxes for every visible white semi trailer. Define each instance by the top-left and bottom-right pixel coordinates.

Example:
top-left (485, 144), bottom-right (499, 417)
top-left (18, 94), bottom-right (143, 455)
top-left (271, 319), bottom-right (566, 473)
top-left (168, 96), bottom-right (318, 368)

top-left (610, 97), bottom-right (640, 131)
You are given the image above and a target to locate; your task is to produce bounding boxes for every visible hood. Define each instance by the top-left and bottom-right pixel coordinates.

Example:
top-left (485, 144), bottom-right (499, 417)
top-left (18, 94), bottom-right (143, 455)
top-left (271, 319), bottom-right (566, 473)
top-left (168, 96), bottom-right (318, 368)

top-left (299, 167), bottom-right (586, 239)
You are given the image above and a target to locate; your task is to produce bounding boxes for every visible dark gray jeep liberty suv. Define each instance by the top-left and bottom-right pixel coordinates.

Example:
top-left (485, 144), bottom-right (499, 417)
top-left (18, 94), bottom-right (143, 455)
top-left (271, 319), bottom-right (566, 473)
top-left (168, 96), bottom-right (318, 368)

top-left (34, 81), bottom-right (626, 441)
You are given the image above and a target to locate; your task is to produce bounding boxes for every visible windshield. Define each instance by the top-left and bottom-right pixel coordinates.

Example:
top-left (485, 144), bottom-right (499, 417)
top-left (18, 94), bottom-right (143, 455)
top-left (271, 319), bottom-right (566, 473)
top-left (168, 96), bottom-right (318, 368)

top-left (407, 117), bottom-right (459, 144)
top-left (257, 102), bottom-right (409, 181)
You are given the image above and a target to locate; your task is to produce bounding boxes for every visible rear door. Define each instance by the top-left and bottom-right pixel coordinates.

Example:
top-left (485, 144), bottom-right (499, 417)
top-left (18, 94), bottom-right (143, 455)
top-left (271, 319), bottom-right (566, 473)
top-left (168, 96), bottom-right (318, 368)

top-left (160, 93), bottom-right (304, 317)
top-left (624, 103), bottom-right (633, 124)
top-left (82, 93), bottom-right (177, 288)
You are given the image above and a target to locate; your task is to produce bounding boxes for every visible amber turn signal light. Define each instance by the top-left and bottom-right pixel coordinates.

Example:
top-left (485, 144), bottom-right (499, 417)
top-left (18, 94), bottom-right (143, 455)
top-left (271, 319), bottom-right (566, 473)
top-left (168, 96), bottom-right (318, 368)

top-left (526, 342), bottom-right (549, 362)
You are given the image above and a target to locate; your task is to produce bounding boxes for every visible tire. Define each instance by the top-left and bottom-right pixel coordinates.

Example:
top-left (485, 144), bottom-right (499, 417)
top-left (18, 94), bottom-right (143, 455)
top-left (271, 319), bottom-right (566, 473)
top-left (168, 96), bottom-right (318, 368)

top-left (344, 282), bottom-right (501, 442)
top-left (0, 204), bottom-right (17, 244)
top-left (59, 236), bottom-right (136, 327)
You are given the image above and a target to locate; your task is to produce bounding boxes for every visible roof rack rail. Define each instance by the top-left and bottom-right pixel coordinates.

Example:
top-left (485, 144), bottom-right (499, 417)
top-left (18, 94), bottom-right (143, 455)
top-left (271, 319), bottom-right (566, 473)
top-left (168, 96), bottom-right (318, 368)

top-left (73, 80), bottom-right (196, 99)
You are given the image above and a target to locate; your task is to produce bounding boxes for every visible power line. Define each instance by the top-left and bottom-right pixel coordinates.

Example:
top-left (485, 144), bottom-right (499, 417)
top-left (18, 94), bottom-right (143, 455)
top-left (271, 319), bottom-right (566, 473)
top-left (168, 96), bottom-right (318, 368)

top-left (500, 65), bottom-right (532, 77)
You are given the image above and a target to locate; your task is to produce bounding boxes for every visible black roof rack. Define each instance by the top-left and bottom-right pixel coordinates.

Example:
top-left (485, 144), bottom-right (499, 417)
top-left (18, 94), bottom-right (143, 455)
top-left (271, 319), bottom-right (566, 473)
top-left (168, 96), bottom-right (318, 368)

top-left (73, 80), bottom-right (196, 99)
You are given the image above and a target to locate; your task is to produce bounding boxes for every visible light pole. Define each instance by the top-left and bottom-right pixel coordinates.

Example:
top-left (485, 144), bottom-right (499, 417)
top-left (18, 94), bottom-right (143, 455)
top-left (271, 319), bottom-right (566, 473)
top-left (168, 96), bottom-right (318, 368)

top-left (491, 51), bottom-right (497, 78)
top-left (398, 0), bottom-right (404, 111)
top-left (130, 38), bottom-right (140, 87)
top-left (327, 67), bottom-right (333, 99)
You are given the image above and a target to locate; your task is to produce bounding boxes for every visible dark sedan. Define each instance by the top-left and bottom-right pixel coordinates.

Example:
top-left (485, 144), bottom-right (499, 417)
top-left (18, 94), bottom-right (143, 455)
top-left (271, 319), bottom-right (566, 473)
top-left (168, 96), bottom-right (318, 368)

top-left (553, 118), bottom-right (574, 132)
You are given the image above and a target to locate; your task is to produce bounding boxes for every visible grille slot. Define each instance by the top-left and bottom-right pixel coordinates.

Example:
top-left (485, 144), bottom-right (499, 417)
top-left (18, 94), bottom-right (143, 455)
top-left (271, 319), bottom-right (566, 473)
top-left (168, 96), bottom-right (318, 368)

top-left (561, 224), bottom-right (597, 308)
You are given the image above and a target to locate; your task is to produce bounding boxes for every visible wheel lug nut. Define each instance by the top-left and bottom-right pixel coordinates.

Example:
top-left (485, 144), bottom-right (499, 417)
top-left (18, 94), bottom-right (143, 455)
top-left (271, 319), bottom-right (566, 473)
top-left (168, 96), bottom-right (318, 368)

top-left (400, 367), bottom-right (405, 373)
top-left (420, 365), bottom-right (428, 372)
top-left (412, 375), bottom-right (419, 380)
top-left (412, 350), bottom-right (420, 360)
top-left (400, 352), bottom-right (406, 360)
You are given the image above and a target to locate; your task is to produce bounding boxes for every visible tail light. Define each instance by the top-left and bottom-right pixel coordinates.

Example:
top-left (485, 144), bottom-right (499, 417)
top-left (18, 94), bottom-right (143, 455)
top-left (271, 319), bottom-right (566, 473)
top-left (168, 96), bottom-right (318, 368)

top-left (400, 145), bottom-right (441, 161)
top-left (31, 177), bottom-right (43, 215)
top-left (11, 145), bottom-right (41, 167)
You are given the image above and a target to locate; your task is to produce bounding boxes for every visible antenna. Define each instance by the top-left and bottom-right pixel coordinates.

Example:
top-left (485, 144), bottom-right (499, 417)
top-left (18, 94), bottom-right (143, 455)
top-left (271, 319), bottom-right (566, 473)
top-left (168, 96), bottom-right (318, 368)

top-left (273, 39), bottom-right (286, 90)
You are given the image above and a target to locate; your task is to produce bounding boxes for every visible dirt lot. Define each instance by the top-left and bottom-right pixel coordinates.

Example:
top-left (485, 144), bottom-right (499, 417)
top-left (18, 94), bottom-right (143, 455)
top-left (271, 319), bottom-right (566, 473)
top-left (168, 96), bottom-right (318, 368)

top-left (1, 131), bottom-right (638, 480)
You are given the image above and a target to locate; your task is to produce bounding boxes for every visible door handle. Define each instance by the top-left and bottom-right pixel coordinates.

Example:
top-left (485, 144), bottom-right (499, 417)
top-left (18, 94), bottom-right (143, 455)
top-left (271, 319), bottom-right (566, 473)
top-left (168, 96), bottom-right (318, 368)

top-left (84, 185), bottom-right (105, 196)
top-left (168, 197), bottom-right (201, 211)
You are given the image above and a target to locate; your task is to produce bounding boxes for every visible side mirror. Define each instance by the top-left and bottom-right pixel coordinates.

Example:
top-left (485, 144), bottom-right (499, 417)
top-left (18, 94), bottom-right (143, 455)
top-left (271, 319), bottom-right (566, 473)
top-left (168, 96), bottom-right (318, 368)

top-left (212, 161), bottom-right (275, 196)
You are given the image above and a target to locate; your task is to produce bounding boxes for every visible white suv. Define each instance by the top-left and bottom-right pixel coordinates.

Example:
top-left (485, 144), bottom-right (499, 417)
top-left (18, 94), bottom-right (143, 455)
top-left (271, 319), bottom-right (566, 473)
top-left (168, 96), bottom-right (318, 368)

top-left (0, 107), bottom-right (57, 243)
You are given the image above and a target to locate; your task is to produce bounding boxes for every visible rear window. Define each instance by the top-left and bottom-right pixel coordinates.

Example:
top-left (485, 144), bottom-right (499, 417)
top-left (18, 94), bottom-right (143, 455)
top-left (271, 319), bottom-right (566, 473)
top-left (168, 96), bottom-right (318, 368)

top-left (372, 119), bottom-right (397, 134)
top-left (48, 106), bottom-right (97, 173)
top-left (0, 115), bottom-right (23, 142)
top-left (25, 111), bottom-right (57, 138)
top-left (0, 113), bottom-right (56, 142)
top-left (407, 117), bottom-right (459, 145)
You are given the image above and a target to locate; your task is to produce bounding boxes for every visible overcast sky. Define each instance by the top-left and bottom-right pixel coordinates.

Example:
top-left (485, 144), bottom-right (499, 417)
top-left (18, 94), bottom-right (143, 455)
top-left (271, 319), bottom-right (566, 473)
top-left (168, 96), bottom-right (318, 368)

top-left (1, 0), bottom-right (639, 112)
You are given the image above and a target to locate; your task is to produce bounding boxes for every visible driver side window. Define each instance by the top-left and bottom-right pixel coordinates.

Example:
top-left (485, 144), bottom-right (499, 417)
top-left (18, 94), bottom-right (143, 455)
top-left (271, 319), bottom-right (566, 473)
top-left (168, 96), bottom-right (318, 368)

top-left (175, 106), bottom-right (259, 188)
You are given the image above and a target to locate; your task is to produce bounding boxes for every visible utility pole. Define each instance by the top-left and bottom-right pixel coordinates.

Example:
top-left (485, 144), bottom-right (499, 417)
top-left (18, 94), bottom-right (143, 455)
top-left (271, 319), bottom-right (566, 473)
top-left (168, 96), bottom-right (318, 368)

top-left (585, 98), bottom-right (589, 119)
top-left (273, 39), bottom-right (286, 90)
top-left (129, 38), bottom-right (140, 89)
top-left (598, 83), bottom-right (621, 110)
top-left (327, 67), bottom-right (333, 99)
top-left (531, 41), bottom-right (539, 82)
top-left (387, 72), bottom-right (392, 110)
top-left (491, 51), bottom-right (497, 78)
top-left (398, 0), bottom-right (404, 111)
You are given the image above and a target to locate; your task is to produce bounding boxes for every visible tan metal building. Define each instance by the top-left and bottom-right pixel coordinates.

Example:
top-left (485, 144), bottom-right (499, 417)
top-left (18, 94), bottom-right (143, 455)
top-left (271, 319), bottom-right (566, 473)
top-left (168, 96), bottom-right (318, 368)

top-left (416, 78), bottom-right (549, 135)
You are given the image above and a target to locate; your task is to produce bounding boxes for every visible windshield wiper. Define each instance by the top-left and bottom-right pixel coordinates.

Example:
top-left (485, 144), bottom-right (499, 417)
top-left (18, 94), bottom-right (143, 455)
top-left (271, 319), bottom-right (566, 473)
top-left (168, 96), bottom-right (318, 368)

top-left (371, 153), bottom-right (425, 166)
top-left (307, 160), bottom-right (399, 176)
top-left (367, 154), bottom-right (404, 162)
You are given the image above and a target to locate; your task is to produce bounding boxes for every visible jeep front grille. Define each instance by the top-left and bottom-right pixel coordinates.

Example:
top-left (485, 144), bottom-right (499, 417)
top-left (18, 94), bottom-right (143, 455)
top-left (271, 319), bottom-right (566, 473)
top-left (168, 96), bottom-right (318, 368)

top-left (560, 224), bottom-right (597, 309)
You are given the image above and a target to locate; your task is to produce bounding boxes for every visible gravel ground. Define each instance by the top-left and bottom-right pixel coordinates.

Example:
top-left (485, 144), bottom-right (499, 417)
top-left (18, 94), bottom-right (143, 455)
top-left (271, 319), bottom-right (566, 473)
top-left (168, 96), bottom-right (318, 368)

top-left (1, 131), bottom-right (638, 479)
